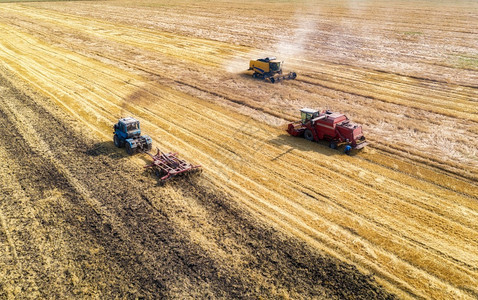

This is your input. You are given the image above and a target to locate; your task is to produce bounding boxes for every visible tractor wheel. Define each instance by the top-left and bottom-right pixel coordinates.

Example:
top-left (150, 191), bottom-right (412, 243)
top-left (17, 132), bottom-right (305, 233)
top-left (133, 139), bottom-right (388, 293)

top-left (329, 141), bottom-right (337, 149)
top-left (252, 73), bottom-right (257, 78)
top-left (290, 72), bottom-right (297, 79)
top-left (304, 129), bottom-right (314, 141)
top-left (269, 77), bottom-right (275, 83)
top-left (113, 135), bottom-right (121, 148)
top-left (125, 143), bottom-right (134, 155)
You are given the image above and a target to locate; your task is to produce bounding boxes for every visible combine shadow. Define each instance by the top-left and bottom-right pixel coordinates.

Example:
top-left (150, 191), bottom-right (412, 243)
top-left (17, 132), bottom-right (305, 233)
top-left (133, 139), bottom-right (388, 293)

top-left (238, 72), bottom-right (255, 80)
top-left (269, 134), bottom-right (359, 160)
top-left (237, 72), bottom-right (271, 84)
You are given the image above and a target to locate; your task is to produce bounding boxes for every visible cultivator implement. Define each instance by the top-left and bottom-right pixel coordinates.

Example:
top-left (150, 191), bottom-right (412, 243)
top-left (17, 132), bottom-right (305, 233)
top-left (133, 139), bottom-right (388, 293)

top-left (144, 148), bottom-right (201, 183)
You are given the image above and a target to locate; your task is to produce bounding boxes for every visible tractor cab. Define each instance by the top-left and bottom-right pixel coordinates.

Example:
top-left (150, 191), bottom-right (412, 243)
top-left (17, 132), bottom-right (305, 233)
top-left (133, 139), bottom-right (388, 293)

top-left (115, 117), bottom-right (141, 139)
top-left (113, 117), bottom-right (153, 155)
top-left (300, 108), bottom-right (319, 124)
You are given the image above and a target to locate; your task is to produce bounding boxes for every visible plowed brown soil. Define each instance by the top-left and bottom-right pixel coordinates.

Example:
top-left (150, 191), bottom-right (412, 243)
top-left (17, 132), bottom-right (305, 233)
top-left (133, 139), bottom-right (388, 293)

top-left (0, 0), bottom-right (476, 299)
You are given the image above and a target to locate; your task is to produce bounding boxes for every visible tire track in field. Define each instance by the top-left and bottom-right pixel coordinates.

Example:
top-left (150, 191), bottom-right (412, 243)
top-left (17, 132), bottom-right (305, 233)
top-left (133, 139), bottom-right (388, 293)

top-left (0, 211), bottom-right (18, 265)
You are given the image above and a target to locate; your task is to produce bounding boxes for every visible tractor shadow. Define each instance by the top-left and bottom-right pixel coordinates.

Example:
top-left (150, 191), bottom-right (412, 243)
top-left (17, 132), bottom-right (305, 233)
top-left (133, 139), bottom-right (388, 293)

top-left (85, 142), bottom-right (161, 164)
top-left (85, 141), bottom-right (167, 185)
top-left (84, 141), bottom-right (130, 160)
top-left (269, 134), bottom-right (359, 160)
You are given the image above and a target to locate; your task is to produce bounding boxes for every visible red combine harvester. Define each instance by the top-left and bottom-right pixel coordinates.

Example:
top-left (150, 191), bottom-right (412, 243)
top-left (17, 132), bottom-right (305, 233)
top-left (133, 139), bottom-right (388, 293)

top-left (287, 108), bottom-right (368, 154)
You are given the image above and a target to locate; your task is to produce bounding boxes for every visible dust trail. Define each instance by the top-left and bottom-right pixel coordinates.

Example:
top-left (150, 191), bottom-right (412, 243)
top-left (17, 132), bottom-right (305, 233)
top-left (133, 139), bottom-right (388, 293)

top-left (224, 6), bottom-right (319, 73)
top-left (273, 5), bottom-right (318, 62)
top-left (275, 17), bottom-right (317, 59)
top-left (224, 54), bottom-right (248, 73)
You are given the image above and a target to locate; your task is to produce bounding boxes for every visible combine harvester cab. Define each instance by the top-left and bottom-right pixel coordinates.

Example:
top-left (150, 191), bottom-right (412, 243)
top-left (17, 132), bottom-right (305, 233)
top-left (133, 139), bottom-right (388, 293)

top-left (248, 57), bottom-right (297, 83)
top-left (287, 108), bottom-right (368, 154)
top-left (113, 117), bottom-right (152, 155)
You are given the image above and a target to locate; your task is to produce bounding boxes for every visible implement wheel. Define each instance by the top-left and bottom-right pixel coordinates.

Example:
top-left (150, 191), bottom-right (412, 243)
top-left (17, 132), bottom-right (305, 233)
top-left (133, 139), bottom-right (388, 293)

top-left (154, 168), bottom-right (165, 178)
top-left (304, 129), bottom-right (314, 141)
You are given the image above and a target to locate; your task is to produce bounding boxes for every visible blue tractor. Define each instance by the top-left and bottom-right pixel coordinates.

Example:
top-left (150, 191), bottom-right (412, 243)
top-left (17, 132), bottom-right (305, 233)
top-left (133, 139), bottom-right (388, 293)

top-left (113, 117), bottom-right (152, 155)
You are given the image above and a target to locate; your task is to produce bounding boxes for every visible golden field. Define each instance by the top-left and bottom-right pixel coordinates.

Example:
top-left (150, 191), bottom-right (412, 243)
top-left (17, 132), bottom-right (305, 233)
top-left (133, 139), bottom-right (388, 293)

top-left (0, 0), bottom-right (476, 298)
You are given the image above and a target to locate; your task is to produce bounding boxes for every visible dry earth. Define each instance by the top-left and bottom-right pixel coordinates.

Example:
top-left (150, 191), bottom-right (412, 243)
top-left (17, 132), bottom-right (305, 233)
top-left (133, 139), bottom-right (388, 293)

top-left (0, 0), bottom-right (477, 299)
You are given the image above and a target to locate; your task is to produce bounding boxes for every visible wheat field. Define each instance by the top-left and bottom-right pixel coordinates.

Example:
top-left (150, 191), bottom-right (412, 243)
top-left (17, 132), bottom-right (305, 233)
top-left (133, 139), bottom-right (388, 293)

top-left (0, 0), bottom-right (477, 299)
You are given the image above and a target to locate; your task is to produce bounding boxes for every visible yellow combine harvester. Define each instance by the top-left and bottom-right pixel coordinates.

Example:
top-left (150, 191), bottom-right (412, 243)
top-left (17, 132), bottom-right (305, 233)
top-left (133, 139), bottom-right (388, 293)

top-left (248, 57), bottom-right (297, 83)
